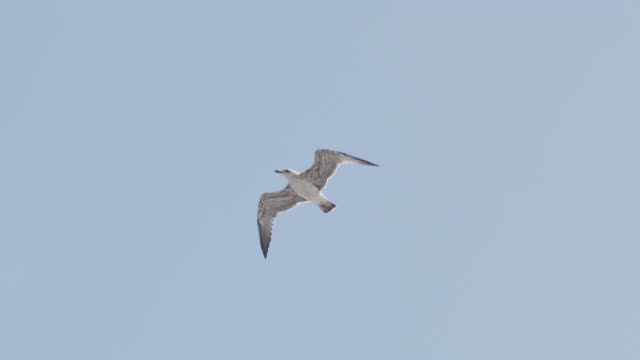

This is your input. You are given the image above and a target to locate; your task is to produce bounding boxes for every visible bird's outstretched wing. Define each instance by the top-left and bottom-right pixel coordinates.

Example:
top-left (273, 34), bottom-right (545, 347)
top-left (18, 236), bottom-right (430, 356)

top-left (301, 149), bottom-right (379, 190)
top-left (257, 186), bottom-right (305, 258)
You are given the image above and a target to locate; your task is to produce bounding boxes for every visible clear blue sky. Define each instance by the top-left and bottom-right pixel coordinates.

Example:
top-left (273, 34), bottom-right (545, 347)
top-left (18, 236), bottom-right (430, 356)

top-left (2, 1), bottom-right (639, 359)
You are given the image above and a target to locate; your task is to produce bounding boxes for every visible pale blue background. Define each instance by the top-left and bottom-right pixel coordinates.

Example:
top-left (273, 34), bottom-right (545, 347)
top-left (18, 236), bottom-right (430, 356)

top-left (1, 1), bottom-right (639, 359)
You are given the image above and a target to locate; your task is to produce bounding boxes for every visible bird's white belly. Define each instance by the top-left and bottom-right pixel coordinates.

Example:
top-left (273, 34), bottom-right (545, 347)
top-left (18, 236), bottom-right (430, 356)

top-left (289, 177), bottom-right (322, 202)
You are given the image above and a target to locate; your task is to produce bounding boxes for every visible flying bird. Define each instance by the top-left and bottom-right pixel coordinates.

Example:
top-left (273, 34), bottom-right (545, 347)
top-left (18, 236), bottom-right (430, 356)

top-left (257, 149), bottom-right (379, 258)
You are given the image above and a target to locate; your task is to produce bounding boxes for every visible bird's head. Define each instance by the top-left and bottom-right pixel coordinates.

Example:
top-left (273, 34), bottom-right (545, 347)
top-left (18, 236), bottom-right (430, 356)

top-left (275, 169), bottom-right (298, 178)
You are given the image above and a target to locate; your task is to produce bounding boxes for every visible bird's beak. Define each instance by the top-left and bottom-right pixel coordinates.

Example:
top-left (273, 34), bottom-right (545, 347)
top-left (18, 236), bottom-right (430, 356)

top-left (275, 170), bottom-right (282, 173)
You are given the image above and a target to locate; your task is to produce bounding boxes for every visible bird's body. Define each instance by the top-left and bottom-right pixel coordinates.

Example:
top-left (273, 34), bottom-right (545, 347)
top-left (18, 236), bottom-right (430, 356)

top-left (277, 169), bottom-right (335, 213)
top-left (257, 149), bottom-right (378, 258)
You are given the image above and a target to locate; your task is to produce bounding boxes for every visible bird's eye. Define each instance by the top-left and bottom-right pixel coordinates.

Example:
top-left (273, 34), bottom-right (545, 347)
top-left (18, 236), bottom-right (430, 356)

top-left (284, 170), bottom-right (289, 173)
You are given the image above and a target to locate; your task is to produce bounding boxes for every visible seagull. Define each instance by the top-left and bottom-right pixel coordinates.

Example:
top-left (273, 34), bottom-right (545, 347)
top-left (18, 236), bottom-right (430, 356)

top-left (257, 149), bottom-right (379, 258)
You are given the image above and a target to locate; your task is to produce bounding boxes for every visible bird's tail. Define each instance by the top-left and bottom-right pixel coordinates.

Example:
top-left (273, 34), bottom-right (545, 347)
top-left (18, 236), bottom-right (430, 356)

top-left (319, 200), bottom-right (336, 213)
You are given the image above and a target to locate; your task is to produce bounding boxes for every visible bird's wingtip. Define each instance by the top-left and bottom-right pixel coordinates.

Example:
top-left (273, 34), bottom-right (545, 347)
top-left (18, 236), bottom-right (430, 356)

top-left (258, 219), bottom-right (269, 259)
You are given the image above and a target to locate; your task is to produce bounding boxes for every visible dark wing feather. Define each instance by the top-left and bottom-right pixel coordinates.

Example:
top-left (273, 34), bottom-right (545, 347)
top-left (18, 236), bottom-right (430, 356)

top-left (257, 186), bottom-right (305, 258)
top-left (301, 149), bottom-right (379, 190)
